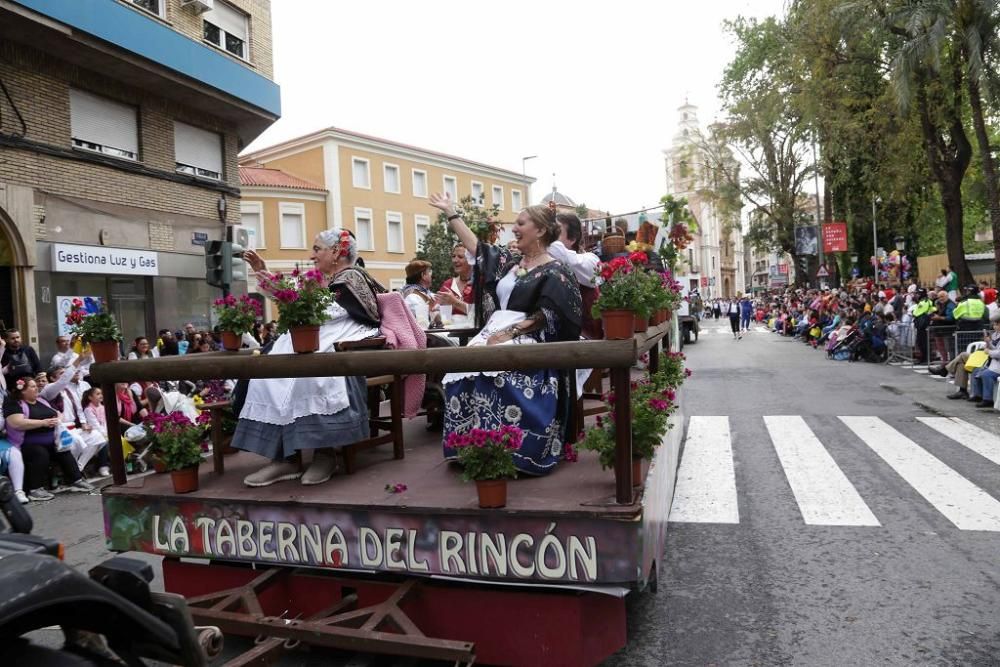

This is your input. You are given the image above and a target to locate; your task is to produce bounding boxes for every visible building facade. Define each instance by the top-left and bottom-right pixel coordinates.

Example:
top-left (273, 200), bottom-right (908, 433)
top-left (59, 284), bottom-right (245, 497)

top-left (0, 0), bottom-right (279, 354)
top-left (662, 103), bottom-right (746, 299)
top-left (238, 128), bottom-right (534, 289)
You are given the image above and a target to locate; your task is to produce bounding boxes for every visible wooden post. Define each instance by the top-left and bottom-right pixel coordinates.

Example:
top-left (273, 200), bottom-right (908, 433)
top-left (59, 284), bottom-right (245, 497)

top-left (611, 366), bottom-right (633, 504)
top-left (101, 382), bottom-right (126, 486)
top-left (648, 337), bottom-right (660, 375)
top-left (211, 406), bottom-right (225, 475)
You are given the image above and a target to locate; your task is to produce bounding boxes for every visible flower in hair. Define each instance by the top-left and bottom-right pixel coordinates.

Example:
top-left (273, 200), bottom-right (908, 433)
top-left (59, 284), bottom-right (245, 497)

top-left (15, 378), bottom-right (25, 390)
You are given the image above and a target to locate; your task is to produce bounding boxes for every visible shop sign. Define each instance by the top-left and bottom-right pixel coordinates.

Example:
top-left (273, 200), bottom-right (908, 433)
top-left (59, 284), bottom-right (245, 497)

top-left (104, 496), bottom-right (640, 585)
top-left (191, 232), bottom-right (209, 247)
top-left (52, 243), bottom-right (159, 276)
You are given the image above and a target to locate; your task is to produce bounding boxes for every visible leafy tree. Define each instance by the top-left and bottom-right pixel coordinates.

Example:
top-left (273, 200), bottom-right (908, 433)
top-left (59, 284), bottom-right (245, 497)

top-left (416, 195), bottom-right (498, 291)
top-left (575, 203), bottom-right (590, 219)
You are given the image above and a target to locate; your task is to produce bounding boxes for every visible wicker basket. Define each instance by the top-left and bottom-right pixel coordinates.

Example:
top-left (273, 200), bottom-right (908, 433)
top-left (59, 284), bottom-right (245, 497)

top-left (603, 234), bottom-right (626, 255)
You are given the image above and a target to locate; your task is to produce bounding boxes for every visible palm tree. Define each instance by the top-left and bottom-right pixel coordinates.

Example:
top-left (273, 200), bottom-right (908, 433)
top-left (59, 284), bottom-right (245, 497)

top-left (890, 0), bottom-right (1000, 284)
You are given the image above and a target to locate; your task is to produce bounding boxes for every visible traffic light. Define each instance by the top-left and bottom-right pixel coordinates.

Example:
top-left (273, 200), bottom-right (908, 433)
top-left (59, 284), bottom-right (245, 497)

top-left (227, 242), bottom-right (246, 284)
top-left (205, 240), bottom-right (225, 288)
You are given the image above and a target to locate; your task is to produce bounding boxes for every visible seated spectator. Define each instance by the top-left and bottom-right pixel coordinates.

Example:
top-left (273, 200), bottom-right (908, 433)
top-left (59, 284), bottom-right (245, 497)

top-left (436, 245), bottom-right (474, 317)
top-left (968, 313), bottom-right (1000, 407)
top-left (46, 364), bottom-right (109, 476)
top-left (0, 436), bottom-right (27, 504)
top-left (401, 259), bottom-right (440, 326)
top-left (4, 375), bottom-right (94, 500)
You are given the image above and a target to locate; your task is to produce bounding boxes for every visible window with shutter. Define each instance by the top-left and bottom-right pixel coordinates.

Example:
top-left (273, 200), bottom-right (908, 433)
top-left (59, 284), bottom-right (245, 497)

top-left (471, 182), bottom-right (484, 206)
top-left (241, 202), bottom-right (264, 249)
top-left (354, 208), bottom-right (374, 250)
top-left (492, 185), bottom-right (504, 210)
top-left (279, 203), bottom-right (306, 249)
top-left (387, 212), bottom-right (404, 253)
top-left (511, 190), bottom-right (522, 212)
top-left (412, 170), bottom-right (428, 198)
top-left (203, 1), bottom-right (248, 59)
top-left (352, 158), bottom-right (370, 189)
top-left (415, 215), bottom-right (430, 248)
top-left (443, 176), bottom-right (457, 201)
top-left (174, 121), bottom-right (222, 180)
top-left (383, 164), bottom-right (400, 194)
top-left (69, 89), bottom-right (138, 161)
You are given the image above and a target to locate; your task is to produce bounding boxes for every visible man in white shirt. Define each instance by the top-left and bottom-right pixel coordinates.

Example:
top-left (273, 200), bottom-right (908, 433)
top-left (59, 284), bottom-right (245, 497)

top-left (48, 334), bottom-right (77, 370)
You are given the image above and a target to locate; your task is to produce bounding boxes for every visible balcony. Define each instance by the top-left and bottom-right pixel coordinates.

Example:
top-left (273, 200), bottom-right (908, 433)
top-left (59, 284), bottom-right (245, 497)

top-left (4, 0), bottom-right (280, 143)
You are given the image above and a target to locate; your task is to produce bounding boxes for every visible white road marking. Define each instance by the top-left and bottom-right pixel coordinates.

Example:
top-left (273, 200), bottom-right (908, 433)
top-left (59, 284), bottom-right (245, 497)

top-left (841, 416), bottom-right (1000, 531)
top-left (669, 416), bottom-right (739, 524)
top-left (764, 416), bottom-right (880, 526)
top-left (917, 417), bottom-right (1000, 467)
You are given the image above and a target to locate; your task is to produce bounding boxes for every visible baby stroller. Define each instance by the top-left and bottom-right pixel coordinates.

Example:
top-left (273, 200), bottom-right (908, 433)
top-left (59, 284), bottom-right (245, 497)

top-left (828, 327), bottom-right (861, 361)
top-left (123, 424), bottom-right (155, 474)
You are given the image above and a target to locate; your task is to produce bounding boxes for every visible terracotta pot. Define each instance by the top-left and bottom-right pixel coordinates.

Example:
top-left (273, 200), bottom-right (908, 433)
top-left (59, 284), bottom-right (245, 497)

top-left (170, 465), bottom-right (199, 493)
top-left (601, 310), bottom-right (635, 340)
top-left (221, 331), bottom-right (242, 351)
top-left (290, 325), bottom-right (320, 353)
top-left (632, 458), bottom-right (643, 486)
top-left (90, 340), bottom-right (120, 363)
top-left (475, 479), bottom-right (508, 508)
top-left (657, 309), bottom-right (668, 325)
top-left (152, 456), bottom-right (168, 474)
top-left (634, 315), bottom-right (649, 333)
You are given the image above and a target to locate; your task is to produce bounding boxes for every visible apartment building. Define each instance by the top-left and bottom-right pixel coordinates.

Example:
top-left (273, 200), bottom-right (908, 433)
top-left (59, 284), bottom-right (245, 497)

top-left (0, 0), bottom-right (279, 352)
top-left (238, 127), bottom-right (534, 289)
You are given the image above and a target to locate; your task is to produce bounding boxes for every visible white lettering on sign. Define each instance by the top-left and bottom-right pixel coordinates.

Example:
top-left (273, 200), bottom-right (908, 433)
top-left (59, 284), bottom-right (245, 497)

top-left (51, 243), bottom-right (159, 276)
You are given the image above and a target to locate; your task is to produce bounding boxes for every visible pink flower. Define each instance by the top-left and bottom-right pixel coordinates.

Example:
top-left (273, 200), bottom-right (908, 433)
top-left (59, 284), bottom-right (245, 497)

top-left (563, 442), bottom-right (579, 462)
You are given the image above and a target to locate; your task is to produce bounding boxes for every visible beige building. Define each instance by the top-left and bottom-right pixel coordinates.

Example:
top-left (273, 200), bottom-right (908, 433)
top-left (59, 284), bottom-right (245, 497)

top-left (238, 127), bottom-right (534, 289)
top-left (0, 0), bottom-right (279, 353)
top-left (662, 102), bottom-right (746, 299)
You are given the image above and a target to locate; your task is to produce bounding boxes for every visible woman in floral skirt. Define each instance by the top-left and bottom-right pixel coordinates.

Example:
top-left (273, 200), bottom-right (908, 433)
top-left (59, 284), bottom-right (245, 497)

top-left (429, 193), bottom-right (582, 476)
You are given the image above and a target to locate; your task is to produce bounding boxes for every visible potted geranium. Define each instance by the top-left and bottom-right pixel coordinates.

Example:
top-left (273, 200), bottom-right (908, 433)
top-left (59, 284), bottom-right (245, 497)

top-left (446, 426), bottom-right (522, 508)
top-left (592, 255), bottom-right (645, 339)
top-left (212, 294), bottom-right (261, 351)
top-left (148, 411), bottom-right (209, 493)
top-left (258, 268), bottom-right (333, 353)
top-left (579, 381), bottom-right (674, 484)
top-left (65, 298), bottom-right (123, 363)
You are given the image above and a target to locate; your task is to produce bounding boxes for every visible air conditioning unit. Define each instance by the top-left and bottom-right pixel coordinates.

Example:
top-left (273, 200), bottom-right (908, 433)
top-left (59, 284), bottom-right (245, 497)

top-left (181, 0), bottom-right (214, 14)
top-left (229, 225), bottom-right (255, 251)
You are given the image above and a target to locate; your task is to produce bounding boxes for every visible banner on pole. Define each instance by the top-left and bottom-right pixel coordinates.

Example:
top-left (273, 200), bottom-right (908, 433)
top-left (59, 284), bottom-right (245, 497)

top-left (822, 222), bottom-right (848, 253)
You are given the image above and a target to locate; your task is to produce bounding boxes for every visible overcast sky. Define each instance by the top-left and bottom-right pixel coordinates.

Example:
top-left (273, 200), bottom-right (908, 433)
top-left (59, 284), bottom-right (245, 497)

top-left (246, 0), bottom-right (789, 216)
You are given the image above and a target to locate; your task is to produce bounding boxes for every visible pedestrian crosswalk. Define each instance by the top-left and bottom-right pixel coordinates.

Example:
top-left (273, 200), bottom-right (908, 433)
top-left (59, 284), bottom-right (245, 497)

top-left (669, 415), bottom-right (1000, 531)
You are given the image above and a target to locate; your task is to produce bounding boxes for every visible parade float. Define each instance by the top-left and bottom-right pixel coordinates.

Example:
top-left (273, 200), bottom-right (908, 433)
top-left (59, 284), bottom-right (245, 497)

top-left (92, 205), bottom-right (695, 666)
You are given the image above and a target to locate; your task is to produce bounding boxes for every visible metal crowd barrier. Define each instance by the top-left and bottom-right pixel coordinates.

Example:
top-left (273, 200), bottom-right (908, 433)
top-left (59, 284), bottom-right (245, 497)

top-left (924, 325), bottom-right (991, 366)
top-left (886, 322), bottom-right (916, 365)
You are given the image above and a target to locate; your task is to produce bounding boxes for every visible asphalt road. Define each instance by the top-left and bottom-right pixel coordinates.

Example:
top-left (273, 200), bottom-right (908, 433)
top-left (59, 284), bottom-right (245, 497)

top-left (609, 319), bottom-right (1000, 667)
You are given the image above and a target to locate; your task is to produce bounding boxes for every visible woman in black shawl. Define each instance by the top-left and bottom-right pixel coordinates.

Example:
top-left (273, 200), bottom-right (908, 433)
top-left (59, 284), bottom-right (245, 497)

top-left (430, 193), bottom-right (582, 475)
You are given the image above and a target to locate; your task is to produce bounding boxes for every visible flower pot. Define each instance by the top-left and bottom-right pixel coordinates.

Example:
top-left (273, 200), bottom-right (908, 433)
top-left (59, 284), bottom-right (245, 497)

top-left (475, 479), bottom-right (508, 508)
top-left (90, 340), bottom-right (120, 363)
top-left (152, 456), bottom-right (168, 474)
top-left (221, 331), bottom-right (242, 351)
top-left (662, 308), bottom-right (672, 322)
top-left (170, 465), bottom-right (199, 493)
top-left (601, 310), bottom-right (635, 340)
top-left (634, 315), bottom-right (649, 333)
top-left (632, 458), bottom-right (643, 486)
top-left (290, 325), bottom-right (320, 353)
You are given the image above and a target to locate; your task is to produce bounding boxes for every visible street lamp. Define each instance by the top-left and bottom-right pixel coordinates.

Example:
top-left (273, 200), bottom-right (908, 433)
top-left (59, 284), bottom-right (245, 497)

top-left (894, 235), bottom-right (906, 252)
top-left (872, 195), bottom-right (882, 283)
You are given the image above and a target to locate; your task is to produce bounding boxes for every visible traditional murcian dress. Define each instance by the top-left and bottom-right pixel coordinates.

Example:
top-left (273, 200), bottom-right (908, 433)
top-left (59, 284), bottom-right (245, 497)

top-left (233, 267), bottom-right (384, 460)
top-left (443, 243), bottom-right (582, 476)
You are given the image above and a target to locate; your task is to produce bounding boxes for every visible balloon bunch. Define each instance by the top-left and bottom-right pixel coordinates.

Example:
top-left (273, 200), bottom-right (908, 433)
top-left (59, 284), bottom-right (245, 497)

top-left (870, 250), bottom-right (911, 281)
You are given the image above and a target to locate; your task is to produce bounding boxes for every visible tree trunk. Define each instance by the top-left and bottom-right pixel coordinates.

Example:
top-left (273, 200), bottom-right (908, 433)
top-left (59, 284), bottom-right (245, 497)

top-left (914, 66), bottom-right (974, 286)
top-left (965, 72), bottom-right (1000, 287)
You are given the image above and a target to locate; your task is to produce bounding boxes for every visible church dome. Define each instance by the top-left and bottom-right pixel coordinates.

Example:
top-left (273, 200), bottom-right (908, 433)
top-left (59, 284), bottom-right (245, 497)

top-left (540, 190), bottom-right (576, 207)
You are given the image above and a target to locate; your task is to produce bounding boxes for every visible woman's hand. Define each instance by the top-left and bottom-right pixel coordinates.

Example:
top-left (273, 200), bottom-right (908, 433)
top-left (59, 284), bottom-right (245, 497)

top-left (436, 290), bottom-right (458, 307)
top-left (429, 192), bottom-right (455, 216)
top-left (486, 331), bottom-right (511, 346)
top-left (42, 417), bottom-right (61, 428)
top-left (243, 249), bottom-right (267, 273)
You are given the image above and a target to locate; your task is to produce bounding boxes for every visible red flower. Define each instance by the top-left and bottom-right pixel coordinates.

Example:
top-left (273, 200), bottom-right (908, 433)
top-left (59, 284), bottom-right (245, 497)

top-left (628, 251), bottom-right (648, 265)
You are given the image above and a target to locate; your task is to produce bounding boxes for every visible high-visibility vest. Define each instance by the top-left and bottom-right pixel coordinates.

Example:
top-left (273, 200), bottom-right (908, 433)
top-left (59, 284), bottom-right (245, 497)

top-left (913, 299), bottom-right (935, 317)
top-left (955, 298), bottom-right (986, 320)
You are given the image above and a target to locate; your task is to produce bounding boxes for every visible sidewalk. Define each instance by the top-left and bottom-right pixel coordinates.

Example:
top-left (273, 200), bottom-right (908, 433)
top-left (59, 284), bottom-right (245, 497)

top-left (879, 362), bottom-right (1000, 437)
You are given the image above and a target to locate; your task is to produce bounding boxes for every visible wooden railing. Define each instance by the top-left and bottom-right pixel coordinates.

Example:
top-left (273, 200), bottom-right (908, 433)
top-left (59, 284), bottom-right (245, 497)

top-left (90, 323), bottom-right (671, 504)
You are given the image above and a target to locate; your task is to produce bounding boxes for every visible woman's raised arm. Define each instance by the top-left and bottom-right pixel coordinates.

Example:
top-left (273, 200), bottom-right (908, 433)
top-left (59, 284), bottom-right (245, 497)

top-left (429, 193), bottom-right (477, 254)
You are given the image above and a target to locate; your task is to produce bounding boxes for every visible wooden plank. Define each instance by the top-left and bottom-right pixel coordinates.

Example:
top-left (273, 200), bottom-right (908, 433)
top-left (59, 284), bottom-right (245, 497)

top-left (89, 339), bottom-right (637, 384)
